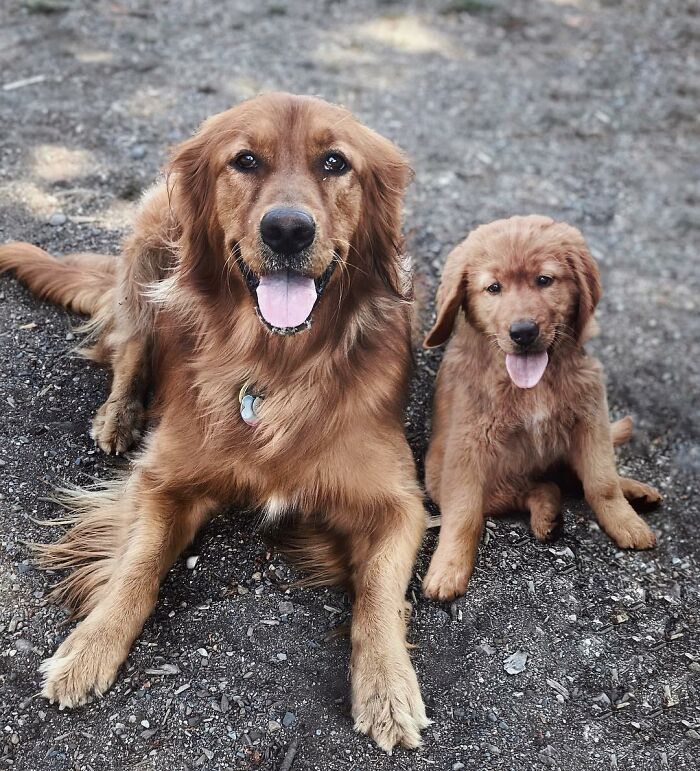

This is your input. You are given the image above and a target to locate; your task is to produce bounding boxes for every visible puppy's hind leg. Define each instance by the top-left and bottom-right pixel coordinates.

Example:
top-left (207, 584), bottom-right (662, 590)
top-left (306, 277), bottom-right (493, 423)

top-left (38, 470), bottom-right (216, 707)
top-left (619, 476), bottom-right (662, 507)
top-left (525, 482), bottom-right (562, 542)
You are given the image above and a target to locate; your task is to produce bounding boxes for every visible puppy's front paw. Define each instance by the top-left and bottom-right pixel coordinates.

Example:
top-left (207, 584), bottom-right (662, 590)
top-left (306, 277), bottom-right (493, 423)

top-left (352, 653), bottom-right (430, 753)
top-left (603, 504), bottom-right (656, 550)
top-left (40, 624), bottom-right (125, 707)
top-left (91, 398), bottom-right (144, 454)
top-left (422, 551), bottom-right (473, 601)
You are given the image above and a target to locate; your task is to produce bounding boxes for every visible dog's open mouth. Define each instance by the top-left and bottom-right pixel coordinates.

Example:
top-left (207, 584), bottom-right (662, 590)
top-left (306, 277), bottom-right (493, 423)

top-left (239, 256), bottom-right (337, 335)
top-left (505, 350), bottom-right (549, 389)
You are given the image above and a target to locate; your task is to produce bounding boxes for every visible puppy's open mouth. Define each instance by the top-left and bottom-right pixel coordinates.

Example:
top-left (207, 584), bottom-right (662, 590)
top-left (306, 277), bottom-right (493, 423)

top-left (238, 255), bottom-right (337, 336)
top-left (505, 350), bottom-right (549, 389)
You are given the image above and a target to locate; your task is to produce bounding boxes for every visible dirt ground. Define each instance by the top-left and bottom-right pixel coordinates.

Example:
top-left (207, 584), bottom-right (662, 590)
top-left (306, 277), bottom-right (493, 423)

top-left (1, 0), bottom-right (698, 769)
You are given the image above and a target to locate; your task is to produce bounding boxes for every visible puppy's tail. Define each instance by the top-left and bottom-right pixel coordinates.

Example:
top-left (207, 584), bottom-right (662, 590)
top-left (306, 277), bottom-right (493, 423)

top-left (611, 415), bottom-right (633, 447)
top-left (0, 241), bottom-right (116, 316)
top-left (263, 518), bottom-right (351, 590)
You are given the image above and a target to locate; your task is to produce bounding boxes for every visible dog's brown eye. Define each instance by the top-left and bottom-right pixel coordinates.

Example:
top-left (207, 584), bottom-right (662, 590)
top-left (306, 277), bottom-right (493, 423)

top-left (322, 152), bottom-right (349, 174)
top-left (536, 275), bottom-right (554, 287)
top-left (486, 282), bottom-right (501, 294)
top-left (231, 152), bottom-right (258, 171)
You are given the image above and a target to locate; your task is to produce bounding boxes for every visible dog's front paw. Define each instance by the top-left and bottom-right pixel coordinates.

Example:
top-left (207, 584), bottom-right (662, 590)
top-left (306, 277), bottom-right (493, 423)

top-left (422, 551), bottom-right (473, 601)
top-left (91, 397), bottom-right (144, 454)
top-left (40, 624), bottom-right (126, 707)
top-left (352, 653), bottom-right (430, 753)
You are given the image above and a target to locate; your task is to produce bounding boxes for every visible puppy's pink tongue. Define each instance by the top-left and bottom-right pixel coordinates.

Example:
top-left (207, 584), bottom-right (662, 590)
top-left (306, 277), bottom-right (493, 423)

top-left (256, 270), bottom-right (317, 330)
top-left (505, 351), bottom-right (549, 389)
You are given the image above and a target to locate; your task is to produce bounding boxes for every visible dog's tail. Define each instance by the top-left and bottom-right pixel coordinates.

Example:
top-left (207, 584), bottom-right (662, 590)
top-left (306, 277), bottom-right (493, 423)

top-left (0, 241), bottom-right (116, 316)
top-left (611, 415), bottom-right (633, 447)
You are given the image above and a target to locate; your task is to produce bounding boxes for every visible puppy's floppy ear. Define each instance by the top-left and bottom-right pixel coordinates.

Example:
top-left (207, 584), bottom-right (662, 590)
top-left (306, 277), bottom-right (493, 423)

top-left (354, 128), bottom-right (412, 298)
top-left (564, 230), bottom-right (602, 340)
top-left (424, 243), bottom-right (469, 348)
top-left (168, 118), bottom-right (225, 287)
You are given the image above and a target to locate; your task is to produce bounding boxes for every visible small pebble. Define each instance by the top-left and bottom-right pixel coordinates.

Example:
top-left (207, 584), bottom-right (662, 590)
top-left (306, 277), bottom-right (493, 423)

top-left (186, 555), bottom-right (199, 569)
top-left (49, 212), bottom-right (67, 226)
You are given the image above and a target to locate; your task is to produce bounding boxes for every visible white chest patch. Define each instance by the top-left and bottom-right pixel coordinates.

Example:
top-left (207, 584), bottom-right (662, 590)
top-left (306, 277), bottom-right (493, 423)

top-left (527, 408), bottom-right (552, 455)
top-left (262, 495), bottom-right (290, 525)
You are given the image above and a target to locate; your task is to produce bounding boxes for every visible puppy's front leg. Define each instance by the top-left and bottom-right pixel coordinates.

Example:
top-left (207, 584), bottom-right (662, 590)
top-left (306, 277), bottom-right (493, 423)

top-left (569, 400), bottom-right (656, 549)
top-left (40, 472), bottom-right (215, 706)
top-left (346, 491), bottom-right (429, 753)
top-left (423, 457), bottom-right (485, 601)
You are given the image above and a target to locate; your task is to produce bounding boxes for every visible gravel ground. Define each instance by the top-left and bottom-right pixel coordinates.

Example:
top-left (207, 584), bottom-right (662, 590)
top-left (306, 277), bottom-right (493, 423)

top-left (1, 1), bottom-right (698, 769)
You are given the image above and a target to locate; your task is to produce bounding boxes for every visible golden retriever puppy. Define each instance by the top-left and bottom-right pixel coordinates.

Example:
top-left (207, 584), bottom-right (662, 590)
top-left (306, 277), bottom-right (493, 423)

top-left (421, 215), bottom-right (661, 601)
top-left (0, 93), bottom-right (429, 751)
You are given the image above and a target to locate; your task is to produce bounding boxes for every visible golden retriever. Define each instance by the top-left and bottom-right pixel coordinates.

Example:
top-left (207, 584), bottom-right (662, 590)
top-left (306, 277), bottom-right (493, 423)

top-left (0, 93), bottom-right (430, 751)
top-left (421, 215), bottom-right (661, 601)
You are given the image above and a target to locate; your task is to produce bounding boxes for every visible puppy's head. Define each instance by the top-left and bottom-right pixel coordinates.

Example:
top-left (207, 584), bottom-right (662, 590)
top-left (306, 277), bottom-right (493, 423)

top-left (169, 92), bottom-right (410, 335)
top-left (425, 215), bottom-right (602, 388)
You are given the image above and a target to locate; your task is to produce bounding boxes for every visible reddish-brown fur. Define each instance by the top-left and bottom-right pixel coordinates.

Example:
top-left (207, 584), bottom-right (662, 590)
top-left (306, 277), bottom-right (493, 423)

top-left (421, 215), bottom-right (661, 601)
top-left (0, 93), bottom-right (429, 751)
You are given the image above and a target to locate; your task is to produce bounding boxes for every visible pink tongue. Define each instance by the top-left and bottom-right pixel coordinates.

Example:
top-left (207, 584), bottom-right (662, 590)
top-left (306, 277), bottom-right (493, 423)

top-left (256, 270), bottom-right (317, 330)
top-left (505, 351), bottom-right (549, 388)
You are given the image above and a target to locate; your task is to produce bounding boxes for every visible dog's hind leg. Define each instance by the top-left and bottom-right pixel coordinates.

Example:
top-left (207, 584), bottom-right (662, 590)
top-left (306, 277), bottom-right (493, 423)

top-left (90, 335), bottom-right (149, 454)
top-left (90, 183), bottom-right (179, 454)
top-left (37, 470), bottom-right (216, 707)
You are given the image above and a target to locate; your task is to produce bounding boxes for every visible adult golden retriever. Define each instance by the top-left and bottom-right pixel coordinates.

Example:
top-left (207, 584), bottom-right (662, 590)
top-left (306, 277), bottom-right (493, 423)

top-left (421, 215), bottom-right (660, 601)
top-left (0, 93), bottom-right (429, 751)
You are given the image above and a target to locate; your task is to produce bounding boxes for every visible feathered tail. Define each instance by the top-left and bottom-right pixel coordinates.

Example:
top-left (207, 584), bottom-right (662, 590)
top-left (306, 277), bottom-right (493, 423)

top-left (0, 241), bottom-right (116, 316)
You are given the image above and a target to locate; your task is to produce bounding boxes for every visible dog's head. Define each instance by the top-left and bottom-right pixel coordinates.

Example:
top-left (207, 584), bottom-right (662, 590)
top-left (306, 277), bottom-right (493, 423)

top-left (424, 215), bottom-right (602, 388)
top-left (169, 92), bottom-right (411, 335)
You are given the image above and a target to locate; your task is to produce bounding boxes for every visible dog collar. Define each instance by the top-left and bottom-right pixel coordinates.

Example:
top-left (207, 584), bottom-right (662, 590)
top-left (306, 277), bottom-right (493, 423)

top-left (239, 381), bottom-right (264, 427)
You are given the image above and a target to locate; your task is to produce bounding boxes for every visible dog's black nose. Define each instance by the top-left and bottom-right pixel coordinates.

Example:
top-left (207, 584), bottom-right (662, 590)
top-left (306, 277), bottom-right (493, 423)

top-left (260, 208), bottom-right (315, 255)
top-left (509, 319), bottom-right (540, 347)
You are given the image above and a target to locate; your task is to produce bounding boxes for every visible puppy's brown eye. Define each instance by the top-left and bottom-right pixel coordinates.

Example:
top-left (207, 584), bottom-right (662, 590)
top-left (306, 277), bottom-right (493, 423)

top-left (536, 275), bottom-right (554, 287)
top-left (486, 282), bottom-right (502, 294)
top-left (322, 152), bottom-right (349, 174)
top-left (231, 152), bottom-right (258, 171)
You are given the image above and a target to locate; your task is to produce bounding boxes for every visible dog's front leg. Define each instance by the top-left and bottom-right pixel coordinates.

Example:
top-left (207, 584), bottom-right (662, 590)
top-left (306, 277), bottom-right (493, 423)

top-left (569, 396), bottom-right (656, 549)
top-left (40, 471), bottom-right (215, 707)
top-left (423, 455), bottom-right (485, 601)
top-left (345, 491), bottom-right (429, 753)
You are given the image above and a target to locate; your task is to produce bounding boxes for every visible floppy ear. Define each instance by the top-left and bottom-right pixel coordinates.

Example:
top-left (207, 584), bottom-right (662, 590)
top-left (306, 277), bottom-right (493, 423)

top-left (565, 234), bottom-right (602, 341)
top-left (168, 121), bottom-right (225, 288)
top-left (423, 243), bottom-right (469, 348)
top-left (354, 129), bottom-right (412, 298)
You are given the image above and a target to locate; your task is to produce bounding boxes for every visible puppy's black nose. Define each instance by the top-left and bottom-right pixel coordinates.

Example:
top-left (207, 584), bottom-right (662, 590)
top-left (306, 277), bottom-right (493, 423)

top-left (260, 208), bottom-right (315, 255)
top-left (509, 319), bottom-right (540, 347)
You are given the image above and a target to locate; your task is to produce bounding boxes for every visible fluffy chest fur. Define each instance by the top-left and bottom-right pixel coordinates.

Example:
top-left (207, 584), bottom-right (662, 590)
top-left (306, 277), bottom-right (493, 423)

top-left (441, 332), bottom-right (603, 483)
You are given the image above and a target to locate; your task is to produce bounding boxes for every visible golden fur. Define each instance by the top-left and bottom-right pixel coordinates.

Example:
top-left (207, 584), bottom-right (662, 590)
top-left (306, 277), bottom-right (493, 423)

top-left (0, 93), bottom-right (430, 751)
top-left (421, 215), bottom-right (661, 600)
